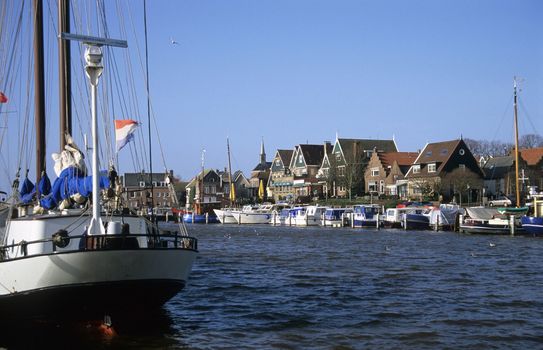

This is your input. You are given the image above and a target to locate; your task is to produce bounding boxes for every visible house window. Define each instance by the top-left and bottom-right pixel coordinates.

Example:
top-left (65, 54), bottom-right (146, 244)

top-left (152, 181), bottom-right (157, 187)
top-left (139, 181), bottom-right (145, 188)
top-left (412, 165), bottom-right (421, 174)
top-left (380, 180), bottom-right (385, 193)
top-left (368, 181), bottom-right (377, 192)
top-left (428, 163), bottom-right (436, 173)
top-left (157, 192), bottom-right (161, 198)
top-left (371, 167), bottom-right (380, 177)
top-left (130, 192), bottom-right (136, 198)
top-left (204, 186), bottom-right (209, 194)
top-left (338, 167), bottom-right (345, 176)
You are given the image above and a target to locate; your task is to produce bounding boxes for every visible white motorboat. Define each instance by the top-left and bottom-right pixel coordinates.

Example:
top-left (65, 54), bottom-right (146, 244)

top-left (232, 203), bottom-right (289, 224)
top-left (292, 205), bottom-right (327, 226)
top-left (214, 208), bottom-right (238, 224)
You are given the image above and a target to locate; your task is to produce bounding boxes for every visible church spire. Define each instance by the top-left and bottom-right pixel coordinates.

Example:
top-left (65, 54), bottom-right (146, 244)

top-left (260, 137), bottom-right (266, 165)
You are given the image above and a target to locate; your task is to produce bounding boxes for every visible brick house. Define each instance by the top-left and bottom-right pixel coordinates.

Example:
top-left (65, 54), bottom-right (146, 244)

top-left (364, 151), bottom-right (418, 198)
top-left (267, 149), bottom-right (294, 202)
top-left (318, 137), bottom-right (397, 198)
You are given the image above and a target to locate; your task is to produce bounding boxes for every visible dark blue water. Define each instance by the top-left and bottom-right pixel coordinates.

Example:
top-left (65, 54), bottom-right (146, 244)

top-left (2, 225), bottom-right (543, 349)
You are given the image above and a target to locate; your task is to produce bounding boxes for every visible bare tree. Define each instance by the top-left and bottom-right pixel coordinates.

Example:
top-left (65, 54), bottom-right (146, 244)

top-left (442, 168), bottom-right (483, 205)
top-left (519, 134), bottom-right (543, 149)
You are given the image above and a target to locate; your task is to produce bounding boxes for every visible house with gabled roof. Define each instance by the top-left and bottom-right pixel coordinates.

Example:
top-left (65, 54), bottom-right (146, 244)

top-left (405, 139), bottom-right (484, 202)
top-left (318, 136), bottom-right (398, 198)
top-left (267, 149), bottom-right (294, 202)
top-left (122, 171), bottom-right (175, 212)
top-left (217, 169), bottom-right (251, 205)
top-left (185, 169), bottom-right (221, 213)
top-left (290, 142), bottom-right (331, 201)
top-left (520, 147), bottom-right (543, 190)
top-left (364, 151), bottom-right (418, 198)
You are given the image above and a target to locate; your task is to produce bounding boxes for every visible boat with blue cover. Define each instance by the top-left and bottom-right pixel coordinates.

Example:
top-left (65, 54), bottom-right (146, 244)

top-left (321, 208), bottom-right (352, 227)
top-left (352, 205), bottom-right (380, 228)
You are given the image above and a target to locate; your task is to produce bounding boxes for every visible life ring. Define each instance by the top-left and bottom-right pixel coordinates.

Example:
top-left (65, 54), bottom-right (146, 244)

top-left (52, 229), bottom-right (70, 248)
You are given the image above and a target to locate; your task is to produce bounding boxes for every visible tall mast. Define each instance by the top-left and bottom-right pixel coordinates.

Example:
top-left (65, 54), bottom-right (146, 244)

top-left (513, 77), bottom-right (521, 208)
top-left (227, 137), bottom-right (234, 207)
top-left (143, 0), bottom-right (154, 218)
top-left (33, 0), bottom-right (46, 192)
top-left (58, 0), bottom-right (72, 148)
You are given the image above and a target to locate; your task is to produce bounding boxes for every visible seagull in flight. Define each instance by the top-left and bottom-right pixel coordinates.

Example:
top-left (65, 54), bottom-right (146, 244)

top-left (170, 37), bottom-right (180, 45)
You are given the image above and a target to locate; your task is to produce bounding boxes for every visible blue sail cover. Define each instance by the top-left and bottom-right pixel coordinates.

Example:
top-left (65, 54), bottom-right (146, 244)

top-left (20, 177), bottom-right (36, 204)
top-left (38, 172), bottom-right (52, 196)
top-left (40, 167), bottom-right (110, 209)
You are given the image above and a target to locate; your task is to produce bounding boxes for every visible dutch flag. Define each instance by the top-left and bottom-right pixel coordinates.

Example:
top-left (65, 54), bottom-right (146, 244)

top-left (115, 119), bottom-right (139, 152)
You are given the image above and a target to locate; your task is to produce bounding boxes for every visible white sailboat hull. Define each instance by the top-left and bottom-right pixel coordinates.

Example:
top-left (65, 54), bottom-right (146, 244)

top-left (0, 248), bottom-right (197, 319)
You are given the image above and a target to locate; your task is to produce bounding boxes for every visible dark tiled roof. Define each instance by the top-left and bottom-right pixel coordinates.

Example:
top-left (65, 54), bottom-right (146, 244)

top-left (278, 149), bottom-right (294, 165)
top-left (520, 147), bottom-right (543, 166)
top-left (414, 140), bottom-right (460, 167)
top-left (252, 162), bottom-right (272, 172)
top-left (300, 144), bottom-right (327, 166)
top-left (483, 156), bottom-right (514, 179)
top-left (338, 138), bottom-right (397, 162)
top-left (123, 172), bottom-right (169, 187)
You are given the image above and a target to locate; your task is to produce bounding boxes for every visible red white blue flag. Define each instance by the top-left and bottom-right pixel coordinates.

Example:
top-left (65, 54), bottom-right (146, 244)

top-left (114, 119), bottom-right (139, 152)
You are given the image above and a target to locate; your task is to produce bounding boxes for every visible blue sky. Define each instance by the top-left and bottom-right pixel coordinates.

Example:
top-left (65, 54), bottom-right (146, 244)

top-left (1, 0), bottom-right (542, 190)
top-left (143, 0), bottom-right (542, 180)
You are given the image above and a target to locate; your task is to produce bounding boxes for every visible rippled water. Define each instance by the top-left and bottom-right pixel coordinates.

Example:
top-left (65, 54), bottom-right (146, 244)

top-left (2, 225), bottom-right (543, 349)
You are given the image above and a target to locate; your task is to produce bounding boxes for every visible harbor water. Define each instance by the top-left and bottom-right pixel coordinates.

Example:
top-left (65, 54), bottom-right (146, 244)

top-left (2, 225), bottom-right (543, 349)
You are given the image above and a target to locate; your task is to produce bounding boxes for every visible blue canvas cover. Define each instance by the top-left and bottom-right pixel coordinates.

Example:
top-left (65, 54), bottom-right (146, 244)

top-left (40, 167), bottom-right (109, 209)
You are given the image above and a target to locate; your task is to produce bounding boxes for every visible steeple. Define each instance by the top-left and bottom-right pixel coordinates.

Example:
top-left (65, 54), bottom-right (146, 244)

top-left (260, 137), bottom-right (266, 165)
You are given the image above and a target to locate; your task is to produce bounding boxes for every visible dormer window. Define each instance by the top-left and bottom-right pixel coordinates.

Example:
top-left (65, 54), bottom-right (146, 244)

top-left (428, 163), bottom-right (436, 173)
top-left (139, 181), bottom-right (145, 187)
top-left (412, 165), bottom-right (421, 174)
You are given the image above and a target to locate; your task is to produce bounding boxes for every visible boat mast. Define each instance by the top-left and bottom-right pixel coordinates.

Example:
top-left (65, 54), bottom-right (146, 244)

top-left (60, 33), bottom-right (127, 234)
top-left (227, 137), bottom-right (234, 207)
top-left (143, 0), bottom-right (154, 219)
top-left (58, 0), bottom-right (72, 148)
top-left (513, 77), bottom-right (521, 208)
top-left (33, 0), bottom-right (46, 193)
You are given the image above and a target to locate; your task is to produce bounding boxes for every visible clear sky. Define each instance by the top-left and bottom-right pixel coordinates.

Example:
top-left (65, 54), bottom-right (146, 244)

top-left (1, 0), bottom-right (542, 190)
top-left (143, 0), bottom-right (542, 180)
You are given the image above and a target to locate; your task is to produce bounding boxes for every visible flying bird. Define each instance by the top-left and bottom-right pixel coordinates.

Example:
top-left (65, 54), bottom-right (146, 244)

top-left (170, 37), bottom-right (180, 45)
top-left (489, 242), bottom-right (496, 247)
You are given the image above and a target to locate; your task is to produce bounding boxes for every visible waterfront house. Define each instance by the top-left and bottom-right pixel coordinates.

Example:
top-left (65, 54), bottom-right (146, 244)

top-left (248, 139), bottom-right (272, 200)
top-left (364, 151), bottom-right (418, 198)
top-left (217, 169), bottom-right (251, 205)
top-left (405, 139), bottom-right (484, 203)
top-left (185, 169), bottom-right (221, 213)
top-left (481, 148), bottom-right (542, 201)
top-left (318, 137), bottom-right (397, 198)
top-left (520, 147), bottom-right (543, 190)
top-left (267, 149), bottom-right (294, 202)
top-left (290, 142), bottom-right (331, 201)
top-left (121, 171), bottom-right (175, 214)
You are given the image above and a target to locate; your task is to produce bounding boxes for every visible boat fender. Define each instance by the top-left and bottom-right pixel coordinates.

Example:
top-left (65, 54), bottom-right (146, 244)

top-left (20, 240), bottom-right (28, 256)
top-left (52, 229), bottom-right (70, 248)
